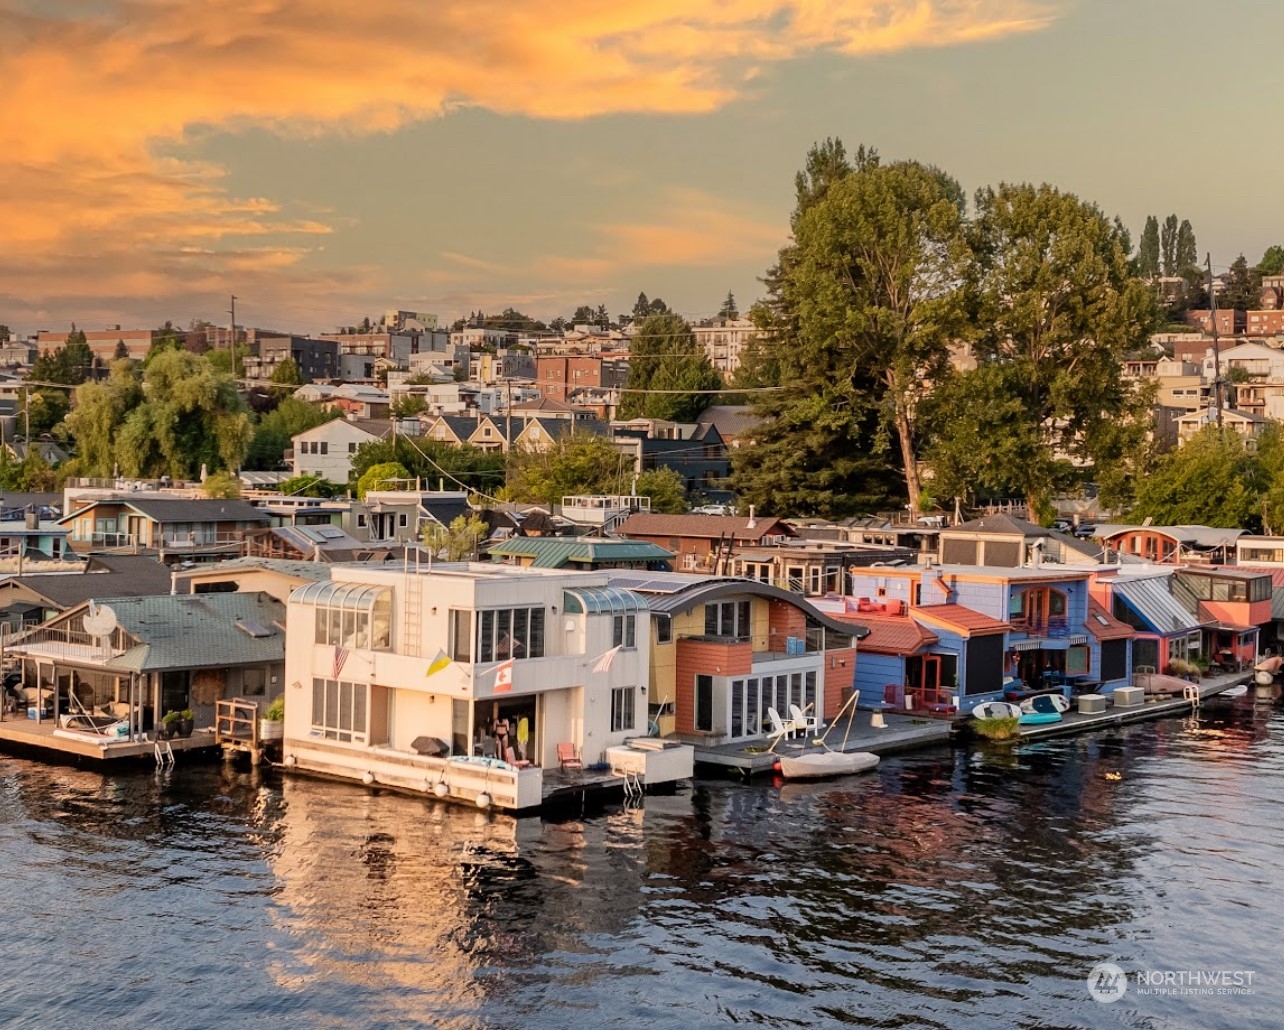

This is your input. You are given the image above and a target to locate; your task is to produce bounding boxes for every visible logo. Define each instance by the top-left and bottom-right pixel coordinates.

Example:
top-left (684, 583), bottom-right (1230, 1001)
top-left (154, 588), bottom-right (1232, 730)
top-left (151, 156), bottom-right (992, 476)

top-left (1088, 963), bottom-right (1128, 1004)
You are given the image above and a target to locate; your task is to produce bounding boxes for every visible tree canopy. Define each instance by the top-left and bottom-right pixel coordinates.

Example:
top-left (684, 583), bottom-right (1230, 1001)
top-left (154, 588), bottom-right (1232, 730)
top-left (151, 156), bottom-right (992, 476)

top-left (356, 461), bottom-right (412, 499)
top-left (504, 435), bottom-right (631, 507)
top-left (1130, 427), bottom-right (1264, 530)
top-left (244, 396), bottom-right (337, 471)
top-left (1259, 245), bottom-right (1284, 277)
top-left (617, 313), bottom-right (721, 422)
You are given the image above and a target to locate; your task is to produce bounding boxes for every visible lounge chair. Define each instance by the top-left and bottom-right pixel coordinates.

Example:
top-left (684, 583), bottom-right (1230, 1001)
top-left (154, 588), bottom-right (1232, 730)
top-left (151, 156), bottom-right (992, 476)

top-left (556, 742), bottom-right (583, 771)
top-left (790, 703), bottom-right (821, 737)
top-left (766, 706), bottom-right (798, 739)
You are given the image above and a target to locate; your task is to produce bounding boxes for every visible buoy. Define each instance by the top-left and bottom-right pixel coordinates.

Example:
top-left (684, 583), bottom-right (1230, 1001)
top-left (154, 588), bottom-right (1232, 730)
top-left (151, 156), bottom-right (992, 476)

top-left (433, 782), bottom-right (449, 798)
top-left (284, 754), bottom-right (297, 767)
top-left (475, 792), bottom-right (492, 809)
top-left (772, 760), bottom-right (781, 773)
top-left (361, 771), bottom-right (375, 785)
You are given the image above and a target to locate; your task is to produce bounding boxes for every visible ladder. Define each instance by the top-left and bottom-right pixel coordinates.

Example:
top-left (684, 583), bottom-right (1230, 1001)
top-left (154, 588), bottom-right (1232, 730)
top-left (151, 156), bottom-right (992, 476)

top-left (154, 740), bottom-right (174, 768)
top-left (402, 575), bottom-right (423, 657)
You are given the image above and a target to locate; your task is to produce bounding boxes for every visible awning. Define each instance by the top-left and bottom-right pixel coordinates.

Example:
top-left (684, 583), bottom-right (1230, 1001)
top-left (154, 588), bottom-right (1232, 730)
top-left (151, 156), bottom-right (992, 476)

top-left (1011, 640), bottom-right (1043, 652)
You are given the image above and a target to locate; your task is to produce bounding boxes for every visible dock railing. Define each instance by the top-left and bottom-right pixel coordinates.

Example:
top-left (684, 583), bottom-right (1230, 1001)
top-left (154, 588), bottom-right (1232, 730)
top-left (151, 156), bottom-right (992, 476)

top-left (215, 698), bottom-right (260, 749)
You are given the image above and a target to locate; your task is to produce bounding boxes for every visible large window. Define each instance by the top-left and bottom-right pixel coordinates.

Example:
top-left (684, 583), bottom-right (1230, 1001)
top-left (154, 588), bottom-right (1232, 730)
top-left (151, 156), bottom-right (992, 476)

top-left (654, 614), bottom-right (672, 644)
top-left (613, 614), bottom-right (637, 649)
top-left (311, 678), bottom-right (367, 743)
top-left (611, 687), bottom-right (636, 732)
top-left (695, 674), bottom-right (713, 732)
top-left (299, 582), bottom-right (392, 650)
top-left (704, 600), bottom-right (751, 639)
top-left (477, 606), bottom-right (545, 662)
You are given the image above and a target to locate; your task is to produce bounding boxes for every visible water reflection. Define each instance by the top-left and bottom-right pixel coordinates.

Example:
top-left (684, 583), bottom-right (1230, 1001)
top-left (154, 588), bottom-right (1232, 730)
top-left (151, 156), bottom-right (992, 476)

top-left (0, 698), bottom-right (1281, 1028)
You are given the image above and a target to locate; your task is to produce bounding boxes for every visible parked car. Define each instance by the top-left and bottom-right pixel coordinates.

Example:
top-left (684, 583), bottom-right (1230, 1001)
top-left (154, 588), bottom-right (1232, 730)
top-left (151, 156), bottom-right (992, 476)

top-left (1073, 522), bottom-right (1098, 539)
top-left (1052, 519), bottom-right (1072, 533)
top-left (692, 503), bottom-right (733, 516)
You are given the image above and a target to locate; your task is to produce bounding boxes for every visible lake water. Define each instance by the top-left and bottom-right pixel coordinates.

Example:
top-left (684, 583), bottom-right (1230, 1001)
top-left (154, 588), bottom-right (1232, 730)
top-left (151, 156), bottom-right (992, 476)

top-left (2, 693), bottom-right (1282, 1029)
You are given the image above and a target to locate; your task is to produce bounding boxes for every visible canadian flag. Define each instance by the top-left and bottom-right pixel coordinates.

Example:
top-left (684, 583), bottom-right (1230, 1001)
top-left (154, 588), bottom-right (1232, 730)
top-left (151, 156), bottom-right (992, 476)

top-left (493, 658), bottom-right (514, 693)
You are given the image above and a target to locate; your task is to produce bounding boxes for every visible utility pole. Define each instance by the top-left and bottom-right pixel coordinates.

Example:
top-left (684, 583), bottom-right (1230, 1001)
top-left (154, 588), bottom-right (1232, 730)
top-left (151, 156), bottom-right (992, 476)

top-left (1207, 254), bottom-right (1223, 429)
top-left (228, 294), bottom-right (238, 377)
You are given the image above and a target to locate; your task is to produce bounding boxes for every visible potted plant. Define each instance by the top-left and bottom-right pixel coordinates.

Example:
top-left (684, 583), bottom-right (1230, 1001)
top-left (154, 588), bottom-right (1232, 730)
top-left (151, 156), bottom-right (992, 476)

top-left (178, 709), bottom-right (195, 738)
top-left (159, 710), bottom-right (180, 739)
top-left (260, 695), bottom-right (285, 741)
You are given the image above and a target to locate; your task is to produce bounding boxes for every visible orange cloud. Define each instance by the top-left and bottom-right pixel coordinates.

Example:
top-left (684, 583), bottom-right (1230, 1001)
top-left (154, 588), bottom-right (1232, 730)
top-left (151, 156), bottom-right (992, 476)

top-left (0, 0), bottom-right (1056, 318)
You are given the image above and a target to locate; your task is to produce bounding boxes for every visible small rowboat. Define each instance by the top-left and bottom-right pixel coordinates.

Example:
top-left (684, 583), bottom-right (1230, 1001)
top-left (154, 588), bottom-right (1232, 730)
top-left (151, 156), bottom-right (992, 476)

top-left (972, 700), bottom-right (1022, 721)
top-left (777, 750), bottom-right (880, 780)
top-left (1021, 693), bottom-right (1069, 714)
top-left (1019, 694), bottom-right (1063, 725)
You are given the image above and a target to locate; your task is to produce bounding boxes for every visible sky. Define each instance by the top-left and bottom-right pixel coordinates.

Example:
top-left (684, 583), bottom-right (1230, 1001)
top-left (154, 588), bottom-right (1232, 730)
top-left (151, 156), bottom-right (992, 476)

top-left (3, 0), bottom-right (1283, 339)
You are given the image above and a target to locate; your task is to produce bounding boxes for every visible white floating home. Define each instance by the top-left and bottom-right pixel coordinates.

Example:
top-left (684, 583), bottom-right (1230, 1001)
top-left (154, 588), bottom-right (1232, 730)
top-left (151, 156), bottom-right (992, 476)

top-left (281, 562), bottom-right (694, 811)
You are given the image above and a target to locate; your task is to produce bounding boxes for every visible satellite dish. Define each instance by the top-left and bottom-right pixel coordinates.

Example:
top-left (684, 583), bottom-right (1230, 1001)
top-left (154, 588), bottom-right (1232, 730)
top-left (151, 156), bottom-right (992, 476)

top-left (83, 603), bottom-right (119, 638)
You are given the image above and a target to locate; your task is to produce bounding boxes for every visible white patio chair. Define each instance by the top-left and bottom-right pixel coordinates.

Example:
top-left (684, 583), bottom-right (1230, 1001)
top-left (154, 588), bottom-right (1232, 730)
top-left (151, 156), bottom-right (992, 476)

top-left (790, 703), bottom-right (822, 738)
top-left (765, 706), bottom-right (798, 739)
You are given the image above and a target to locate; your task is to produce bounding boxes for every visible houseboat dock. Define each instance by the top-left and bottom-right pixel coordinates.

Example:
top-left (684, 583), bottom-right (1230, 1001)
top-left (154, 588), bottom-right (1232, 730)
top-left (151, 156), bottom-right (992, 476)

top-left (0, 716), bottom-right (217, 765)
top-left (1012, 672), bottom-right (1252, 743)
top-left (689, 712), bottom-right (954, 776)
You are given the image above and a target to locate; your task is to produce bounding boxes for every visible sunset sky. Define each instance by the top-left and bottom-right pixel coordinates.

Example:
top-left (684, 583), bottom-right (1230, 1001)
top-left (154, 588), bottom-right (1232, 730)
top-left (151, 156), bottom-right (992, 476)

top-left (4, 0), bottom-right (1282, 337)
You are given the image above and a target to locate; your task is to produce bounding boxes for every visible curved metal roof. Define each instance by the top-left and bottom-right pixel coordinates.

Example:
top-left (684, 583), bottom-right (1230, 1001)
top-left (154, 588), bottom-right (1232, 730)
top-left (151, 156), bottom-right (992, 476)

top-left (605, 574), bottom-right (869, 640)
top-left (563, 586), bottom-right (649, 615)
top-left (290, 580), bottom-right (391, 610)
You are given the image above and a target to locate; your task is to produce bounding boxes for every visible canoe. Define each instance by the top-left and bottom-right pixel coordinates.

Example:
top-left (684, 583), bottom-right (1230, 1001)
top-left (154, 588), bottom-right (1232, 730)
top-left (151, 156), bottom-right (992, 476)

top-left (972, 701), bottom-right (1022, 721)
top-left (777, 750), bottom-right (879, 780)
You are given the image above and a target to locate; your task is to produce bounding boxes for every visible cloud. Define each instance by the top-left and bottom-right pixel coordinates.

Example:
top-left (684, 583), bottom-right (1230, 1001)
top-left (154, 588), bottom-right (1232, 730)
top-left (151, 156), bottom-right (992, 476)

top-left (0, 0), bottom-right (1056, 320)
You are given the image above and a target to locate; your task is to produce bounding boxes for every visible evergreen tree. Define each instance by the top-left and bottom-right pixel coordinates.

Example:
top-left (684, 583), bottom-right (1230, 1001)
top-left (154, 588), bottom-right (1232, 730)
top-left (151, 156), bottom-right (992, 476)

top-left (617, 313), bottom-right (720, 422)
top-left (717, 291), bottom-right (739, 320)
top-left (1161, 213), bottom-right (1179, 275)
top-left (632, 293), bottom-right (651, 322)
top-left (1138, 215), bottom-right (1160, 277)
top-left (1221, 254), bottom-right (1262, 311)
top-left (1175, 219), bottom-right (1197, 272)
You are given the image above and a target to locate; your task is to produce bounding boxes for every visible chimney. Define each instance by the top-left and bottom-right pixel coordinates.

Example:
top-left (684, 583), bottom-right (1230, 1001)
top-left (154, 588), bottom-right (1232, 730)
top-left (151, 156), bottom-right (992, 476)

top-left (747, 505), bottom-right (756, 529)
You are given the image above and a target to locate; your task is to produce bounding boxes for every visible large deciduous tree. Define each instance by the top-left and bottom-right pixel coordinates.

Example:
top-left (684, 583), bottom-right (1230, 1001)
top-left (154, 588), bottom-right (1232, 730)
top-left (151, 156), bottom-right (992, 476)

top-left (733, 157), bottom-right (967, 516)
top-left (504, 435), bottom-right (630, 507)
top-left (617, 313), bottom-right (721, 422)
top-left (63, 360), bottom-right (143, 476)
top-left (1131, 427), bottom-right (1262, 530)
top-left (1259, 245), bottom-right (1284, 277)
top-left (929, 183), bottom-right (1155, 520)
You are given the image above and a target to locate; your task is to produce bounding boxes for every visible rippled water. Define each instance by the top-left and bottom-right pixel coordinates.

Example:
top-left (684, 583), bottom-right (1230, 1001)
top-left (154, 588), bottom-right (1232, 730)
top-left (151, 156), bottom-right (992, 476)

top-left (2, 695), bottom-right (1282, 1029)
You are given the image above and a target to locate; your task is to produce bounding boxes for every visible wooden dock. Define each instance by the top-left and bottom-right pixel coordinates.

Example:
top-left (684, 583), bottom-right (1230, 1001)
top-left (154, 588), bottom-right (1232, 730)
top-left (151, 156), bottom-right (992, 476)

top-left (690, 712), bottom-right (954, 776)
top-left (1012, 673), bottom-right (1251, 743)
top-left (0, 715), bottom-right (217, 765)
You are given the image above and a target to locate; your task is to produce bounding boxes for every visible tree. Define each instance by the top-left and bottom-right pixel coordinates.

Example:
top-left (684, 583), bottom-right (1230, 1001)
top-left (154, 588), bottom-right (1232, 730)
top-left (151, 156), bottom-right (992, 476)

top-left (632, 293), bottom-right (651, 322)
top-left (1138, 215), bottom-right (1160, 277)
top-left (113, 339), bottom-right (130, 361)
top-left (1258, 245), bottom-right (1284, 277)
top-left (1131, 426), bottom-right (1262, 529)
top-left (351, 437), bottom-right (506, 494)
top-left (277, 473), bottom-right (343, 498)
top-left (729, 301), bottom-right (780, 390)
top-left (570, 305), bottom-right (598, 325)
top-left (928, 183), bottom-right (1156, 518)
top-left (766, 160), bottom-right (972, 515)
top-left (717, 291), bottom-right (739, 320)
top-left (244, 396), bottom-right (338, 470)
top-left (0, 325), bottom-right (9, 342)
top-left (390, 394), bottom-right (427, 418)
top-left (423, 513), bottom-right (488, 560)
top-left (202, 470), bottom-right (242, 498)
top-left (356, 461), bottom-right (412, 499)
top-left (113, 349), bottom-right (250, 479)
top-left (1160, 213), bottom-right (1179, 275)
top-left (63, 360), bottom-right (143, 476)
top-left (269, 357), bottom-right (304, 386)
top-left (1175, 219), bottom-right (1197, 272)
top-left (635, 467), bottom-right (688, 513)
top-left (617, 313), bottom-right (721, 422)
top-left (504, 435), bottom-right (629, 507)
top-left (1221, 254), bottom-right (1262, 311)
top-left (143, 321), bottom-right (184, 367)
top-left (595, 303), bottom-right (610, 327)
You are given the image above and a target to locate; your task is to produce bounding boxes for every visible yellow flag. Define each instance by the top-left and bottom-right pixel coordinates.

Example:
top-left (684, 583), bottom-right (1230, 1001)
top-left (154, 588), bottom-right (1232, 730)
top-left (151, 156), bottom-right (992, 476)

top-left (426, 650), bottom-right (452, 678)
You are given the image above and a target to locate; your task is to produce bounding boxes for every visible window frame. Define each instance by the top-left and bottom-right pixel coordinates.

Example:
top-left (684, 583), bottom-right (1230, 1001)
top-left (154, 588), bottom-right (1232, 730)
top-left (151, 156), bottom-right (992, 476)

top-left (610, 686), bottom-right (635, 733)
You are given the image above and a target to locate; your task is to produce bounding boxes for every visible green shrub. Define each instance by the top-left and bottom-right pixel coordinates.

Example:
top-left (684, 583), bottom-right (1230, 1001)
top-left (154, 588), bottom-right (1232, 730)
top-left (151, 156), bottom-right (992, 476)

top-left (265, 696), bottom-right (285, 722)
top-left (972, 715), bottom-right (1019, 741)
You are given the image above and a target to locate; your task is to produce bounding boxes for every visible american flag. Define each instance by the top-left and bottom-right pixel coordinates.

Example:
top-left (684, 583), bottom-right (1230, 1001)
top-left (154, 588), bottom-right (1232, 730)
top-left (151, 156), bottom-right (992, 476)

top-left (333, 645), bottom-right (350, 679)
top-left (592, 645), bottom-right (622, 673)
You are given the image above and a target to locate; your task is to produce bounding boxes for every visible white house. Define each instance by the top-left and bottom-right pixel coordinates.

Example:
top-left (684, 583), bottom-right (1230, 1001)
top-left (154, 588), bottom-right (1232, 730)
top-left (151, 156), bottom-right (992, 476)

top-left (291, 419), bottom-right (388, 483)
top-left (281, 563), bottom-right (694, 811)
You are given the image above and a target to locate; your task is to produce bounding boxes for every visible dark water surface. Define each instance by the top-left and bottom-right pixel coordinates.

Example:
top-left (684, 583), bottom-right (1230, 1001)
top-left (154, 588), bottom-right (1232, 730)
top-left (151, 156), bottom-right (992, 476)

top-left (3, 696), bottom-right (1283, 1029)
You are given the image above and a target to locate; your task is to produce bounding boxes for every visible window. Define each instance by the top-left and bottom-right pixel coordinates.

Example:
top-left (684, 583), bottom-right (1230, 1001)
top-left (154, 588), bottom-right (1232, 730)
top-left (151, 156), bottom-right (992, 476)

top-left (695, 674), bottom-right (713, 732)
top-left (613, 614), bottom-right (637, 648)
top-left (611, 687), bottom-right (635, 732)
top-left (449, 609), bottom-right (472, 661)
top-left (303, 584), bottom-right (392, 650)
top-left (320, 442), bottom-right (328, 455)
top-left (477, 606), bottom-right (545, 662)
top-left (349, 442), bottom-right (357, 453)
top-left (654, 614), bottom-right (672, 644)
top-left (242, 668), bottom-right (266, 696)
top-left (399, 513), bottom-right (408, 528)
top-left (704, 600), bottom-right (751, 639)
top-left (357, 513), bottom-right (367, 527)
top-left (311, 678), bottom-right (367, 743)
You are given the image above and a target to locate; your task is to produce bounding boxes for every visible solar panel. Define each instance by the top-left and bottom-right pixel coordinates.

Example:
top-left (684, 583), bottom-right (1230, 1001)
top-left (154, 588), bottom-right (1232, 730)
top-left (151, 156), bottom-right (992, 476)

top-left (235, 619), bottom-right (275, 638)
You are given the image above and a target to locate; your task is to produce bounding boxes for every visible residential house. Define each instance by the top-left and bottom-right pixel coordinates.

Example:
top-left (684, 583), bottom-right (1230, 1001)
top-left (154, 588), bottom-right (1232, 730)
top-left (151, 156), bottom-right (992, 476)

top-left (1170, 567), bottom-right (1269, 668)
top-left (291, 418), bottom-right (388, 483)
top-left (171, 555), bottom-right (332, 603)
top-left (60, 497), bottom-right (271, 560)
top-left (611, 421), bottom-right (730, 498)
top-left (357, 490), bottom-right (475, 545)
top-left (0, 554), bottom-right (174, 633)
top-left (845, 564), bottom-right (1134, 707)
top-left (534, 355), bottom-right (628, 404)
top-left (1096, 569), bottom-right (1208, 677)
top-left (281, 563), bottom-right (695, 811)
top-left (604, 571), bottom-right (865, 745)
top-left (487, 536), bottom-right (674, 571)
top-left (241, 525), bottom-right (403, 564)
top-left (938, 514), bottom-right (1105, 568)
top-left (7, 591), bottom-right (285, 743)
top-left (1093, 524), bottom-right (1244, 565)
top-left (616, 512), bottom-right (794, 574)
top-left (694, 406), bottom-right (761, 449)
